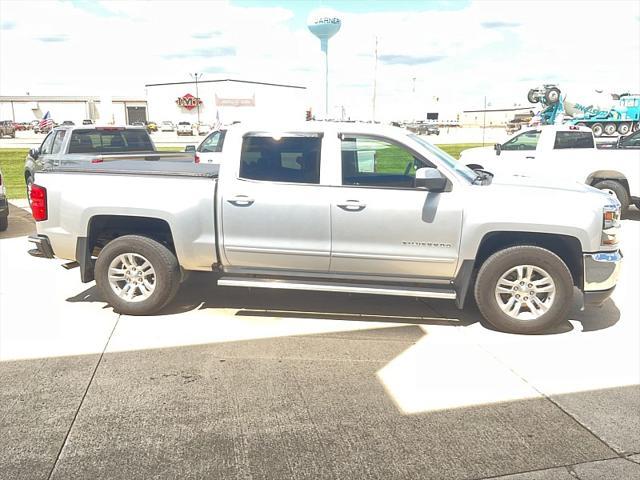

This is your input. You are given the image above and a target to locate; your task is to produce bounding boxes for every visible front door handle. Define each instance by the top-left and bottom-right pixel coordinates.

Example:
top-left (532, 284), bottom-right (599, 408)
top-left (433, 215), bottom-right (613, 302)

top-left (337, 200), bottom-right (366, 211)
top-left (227, 195), bottom-right (255, 206)
top-left (525, 156), bottom-right (535, 159)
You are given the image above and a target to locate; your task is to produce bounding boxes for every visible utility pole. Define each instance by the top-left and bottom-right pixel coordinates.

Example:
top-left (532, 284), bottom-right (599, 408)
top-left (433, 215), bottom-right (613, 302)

top-left (190, 73), bottom-right (202, 125)
top-left (372, 36), bottom-right (378, 122)
top-left (482, 95), bottom-right (487, 146)
top-left (412, 76), bottom-right (416, 122)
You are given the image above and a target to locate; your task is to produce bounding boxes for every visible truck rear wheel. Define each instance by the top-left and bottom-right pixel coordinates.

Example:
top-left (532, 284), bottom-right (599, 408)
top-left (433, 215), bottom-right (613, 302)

top-left (591, 123), bottom-right (604, 137)
top-left (617, 122), bottom-right (631, 135)
top-left (592, 179), bottom-right (630, 212)
top-left (604, 123), bottom-right (617, 136)
top-left (95, 235), bottom-right (181, 315)
top-left (474, 246), bottom-right (574, 334)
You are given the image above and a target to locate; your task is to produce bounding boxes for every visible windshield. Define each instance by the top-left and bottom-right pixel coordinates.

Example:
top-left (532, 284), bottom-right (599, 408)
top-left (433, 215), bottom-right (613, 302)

top-left (408, 134), bottom-right (478, 183)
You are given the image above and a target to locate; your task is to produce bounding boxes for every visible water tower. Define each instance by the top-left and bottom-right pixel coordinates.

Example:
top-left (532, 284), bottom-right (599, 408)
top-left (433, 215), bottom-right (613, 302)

top-left (307, 9), bottom-right (342, 117)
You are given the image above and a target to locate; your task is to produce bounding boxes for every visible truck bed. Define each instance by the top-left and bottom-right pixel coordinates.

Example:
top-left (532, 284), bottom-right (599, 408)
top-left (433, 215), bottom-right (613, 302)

top-left (45, 160), bottom-right (220, 178)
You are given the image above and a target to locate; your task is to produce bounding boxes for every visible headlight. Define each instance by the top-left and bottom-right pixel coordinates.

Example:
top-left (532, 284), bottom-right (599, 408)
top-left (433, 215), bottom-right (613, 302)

top-left (602, 204), bottom-right (621, 245)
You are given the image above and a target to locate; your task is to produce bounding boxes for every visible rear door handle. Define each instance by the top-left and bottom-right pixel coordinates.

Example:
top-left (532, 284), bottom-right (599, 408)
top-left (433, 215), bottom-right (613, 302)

top-left (337, 200), bottom-right (366, 211)
top-left (227, 195), bottom-right (255, 206)
top-left (525, 156), bottom-right (535, 159)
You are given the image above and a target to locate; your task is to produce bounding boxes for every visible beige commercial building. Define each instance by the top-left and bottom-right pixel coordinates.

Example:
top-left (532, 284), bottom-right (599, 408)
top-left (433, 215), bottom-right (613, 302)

top-left (0, 96), bottom-right (147, 125)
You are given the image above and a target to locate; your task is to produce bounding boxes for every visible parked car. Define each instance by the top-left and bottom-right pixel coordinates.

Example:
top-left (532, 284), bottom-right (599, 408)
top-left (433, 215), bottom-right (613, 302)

top-left (61, 121), bottom-right (75, 126)
top-left (82, 119), bottom-right (94, 125)
top-left (0, 165), bottom-right (8, 231)
top-left (146, 121), bottom-right (158, 133)
top-left (460, 125), bottom-right (640, 211)
top-left (23, 125), bottom-right (193, 200)
top-left (614, 129), bottom-right (640, 149)
top-left (130, 121), bottom-right (146, 127)
top-left (185, 129), bottom-right (226, 164)
top-left (160, 121), bottom-right (175, 132)
top-left (0, 120), bottom-right (16, 138)
top-left (27, 122), bottom-right (621, 334)
top-left (176, 121), bottom-right (193, 136)
top-left (424, 124), bottom-right (440, 135)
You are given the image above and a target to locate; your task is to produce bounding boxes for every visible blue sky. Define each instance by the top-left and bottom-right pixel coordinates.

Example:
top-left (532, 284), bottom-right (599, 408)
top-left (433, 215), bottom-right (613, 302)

top-left (1, 0), bottom-right (638, 120)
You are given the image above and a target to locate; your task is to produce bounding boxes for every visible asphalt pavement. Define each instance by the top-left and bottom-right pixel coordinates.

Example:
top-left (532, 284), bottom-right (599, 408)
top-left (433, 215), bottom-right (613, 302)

top-left (0, 204), bottom-right (639, 480)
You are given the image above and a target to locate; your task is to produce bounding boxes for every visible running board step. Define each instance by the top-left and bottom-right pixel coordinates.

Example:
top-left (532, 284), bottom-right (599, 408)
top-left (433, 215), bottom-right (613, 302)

top-left (217, 276), bottom-right (457, 299)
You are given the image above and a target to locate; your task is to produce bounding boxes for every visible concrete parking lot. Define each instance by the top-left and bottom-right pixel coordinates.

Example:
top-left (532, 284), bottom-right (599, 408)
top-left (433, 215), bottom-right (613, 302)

top-left (0, 203), bottom-right (639, 480)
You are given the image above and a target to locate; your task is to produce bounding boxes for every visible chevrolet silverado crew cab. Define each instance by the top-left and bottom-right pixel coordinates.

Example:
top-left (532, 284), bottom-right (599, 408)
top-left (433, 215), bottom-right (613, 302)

top-left (24, 125), bottom-right (192, 199)
top-left (460, 125), bottom-right (640, 212)
top-left (27, 122), bottom-right (622, 334)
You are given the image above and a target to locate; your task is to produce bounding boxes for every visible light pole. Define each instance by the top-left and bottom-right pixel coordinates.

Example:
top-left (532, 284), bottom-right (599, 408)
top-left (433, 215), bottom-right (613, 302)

top-left (190, 73), bottom-right (202, 125)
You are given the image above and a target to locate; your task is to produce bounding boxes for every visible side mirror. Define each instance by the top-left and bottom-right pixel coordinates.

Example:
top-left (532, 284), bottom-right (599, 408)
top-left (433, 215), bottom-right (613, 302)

top-left (184, 145), bottom-right (196, 153)
top-left (415, 167), bottom-right (448, 192)
top-left (29, 147), bottom-right (40, 159)
top-left (616, 136), bottom-right (625, 148)
top-left (494, 143), bottom-right (502, 155)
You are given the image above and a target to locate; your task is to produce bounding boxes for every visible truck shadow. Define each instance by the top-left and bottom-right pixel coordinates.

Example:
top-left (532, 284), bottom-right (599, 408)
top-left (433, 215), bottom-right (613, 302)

top-left (623, 206), bottom-right (640, 221)
top-left (66, 273), bottom-right (620, 334)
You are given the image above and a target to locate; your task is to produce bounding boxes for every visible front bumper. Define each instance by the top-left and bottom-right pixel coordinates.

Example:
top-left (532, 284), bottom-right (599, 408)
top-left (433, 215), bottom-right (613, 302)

top-left (583, 250), bottom-right (623, 305)
top-left (28, 234), bottom-right (55, 259)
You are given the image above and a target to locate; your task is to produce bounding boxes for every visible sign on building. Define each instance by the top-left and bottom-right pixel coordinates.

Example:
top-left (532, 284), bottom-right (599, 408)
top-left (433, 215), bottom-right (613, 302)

top-left (176, 93), bottom-right (202, 110)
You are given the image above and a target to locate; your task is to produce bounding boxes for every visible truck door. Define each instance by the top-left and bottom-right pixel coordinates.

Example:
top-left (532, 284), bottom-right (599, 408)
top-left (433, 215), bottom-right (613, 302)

top-left (329, 135), bottom-right (463, 279)
top-left (219, 132), bottom-right (331, 272)
top-left (498, 129), bottom-right (541, 165)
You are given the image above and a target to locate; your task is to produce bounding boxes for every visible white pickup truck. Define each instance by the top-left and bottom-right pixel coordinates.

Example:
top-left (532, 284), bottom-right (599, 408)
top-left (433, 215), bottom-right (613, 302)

top-left (460, 125), bottom-right (640, 211)
top-left (27, 122), bottom-right (622, 334)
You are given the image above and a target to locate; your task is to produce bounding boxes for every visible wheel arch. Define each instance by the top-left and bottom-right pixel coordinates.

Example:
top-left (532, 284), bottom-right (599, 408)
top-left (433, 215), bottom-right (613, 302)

top-left (586, 171), bottom-right (630, 195)
top-left (473, 231), bottom-right (583, 289)
top-left (77, 215), bottom-right (176, 283)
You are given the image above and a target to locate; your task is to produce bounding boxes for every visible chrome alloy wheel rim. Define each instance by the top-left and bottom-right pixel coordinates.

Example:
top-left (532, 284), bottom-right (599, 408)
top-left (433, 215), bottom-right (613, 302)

top-left (494, 265), bottom-right (556, 320)
top-left (108, 253), bottom-right (156, 302)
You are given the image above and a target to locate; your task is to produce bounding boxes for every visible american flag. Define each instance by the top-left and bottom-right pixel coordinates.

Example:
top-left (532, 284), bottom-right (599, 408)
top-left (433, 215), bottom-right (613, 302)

top-left (213, 109), bottom-right (222, 130)
top-left (39, 111), bottom-right (53, 130)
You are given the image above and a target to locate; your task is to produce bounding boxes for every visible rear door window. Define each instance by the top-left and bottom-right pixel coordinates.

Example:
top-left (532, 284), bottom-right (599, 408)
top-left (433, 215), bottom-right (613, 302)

top-left (553, 132), bottom-right (594, 149)
top-left (68, 129), bottom-right (154, 153)
top-left (239, 134), bottom-right (321, 184)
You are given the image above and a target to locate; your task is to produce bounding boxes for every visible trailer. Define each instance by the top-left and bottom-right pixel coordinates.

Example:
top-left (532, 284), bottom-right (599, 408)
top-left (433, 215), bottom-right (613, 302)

top-left (527, 85), bottom-right (640, 137)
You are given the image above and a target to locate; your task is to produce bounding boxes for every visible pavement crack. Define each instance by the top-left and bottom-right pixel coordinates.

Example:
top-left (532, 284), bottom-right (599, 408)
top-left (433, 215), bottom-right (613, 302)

top-left (45, 313), bottom-right (121, 480)
top-left (471, 340), bottom-right (621, 458)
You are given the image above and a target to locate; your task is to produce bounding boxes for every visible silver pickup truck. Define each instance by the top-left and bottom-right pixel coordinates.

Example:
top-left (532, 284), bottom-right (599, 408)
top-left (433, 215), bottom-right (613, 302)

top-left (24, 125), bottom-right (193, 199)
top-left (27, 122), bottom-right (623, 334)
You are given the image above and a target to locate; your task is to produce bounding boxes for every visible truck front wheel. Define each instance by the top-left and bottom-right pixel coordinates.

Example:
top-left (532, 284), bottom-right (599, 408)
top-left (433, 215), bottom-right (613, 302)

top-left (474, 246), bottom-right (574, 334)
top-left (592, 180), bottom-right (630, 212)
top-left (95, 235), bottom-right (181, 315)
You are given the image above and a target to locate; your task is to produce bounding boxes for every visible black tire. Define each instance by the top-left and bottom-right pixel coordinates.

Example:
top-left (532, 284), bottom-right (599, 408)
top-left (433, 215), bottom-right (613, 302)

top-left (527, 89), bottom-right (538, 104)
top-left (591, 123), bottom-right (604, 137)
top-left (95, 235), bottom-right (181, 315)
top-left (0, 215), bottom-right (8, 232)
top-left (617, 122), bottom-right (631, 135)
top-left (604, 123), bottom-right (617, 136)
top-left (474, 246), bottom-right (574, 334)
top-left (592, 179), bottom-right (630, 212)
top-left (545, 87), bottom-right (561, 104)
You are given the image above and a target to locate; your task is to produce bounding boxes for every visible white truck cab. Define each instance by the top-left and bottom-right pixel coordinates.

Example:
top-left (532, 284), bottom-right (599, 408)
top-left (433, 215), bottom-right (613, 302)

top-left (460, 125), bottom-right (640, 211)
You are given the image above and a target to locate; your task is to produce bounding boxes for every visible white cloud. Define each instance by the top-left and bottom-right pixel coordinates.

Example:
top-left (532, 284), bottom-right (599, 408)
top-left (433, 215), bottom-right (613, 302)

top-left (0, 0), bottom-right (638, 121)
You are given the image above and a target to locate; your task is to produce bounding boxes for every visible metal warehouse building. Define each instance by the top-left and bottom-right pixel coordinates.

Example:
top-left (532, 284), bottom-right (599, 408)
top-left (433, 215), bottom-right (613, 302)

top-left (145, 78), bottom-right (308, 125)
top-left (0, 96), bottom-right (147, 125)
top-left (460, 107), bottom-right (535, 127)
